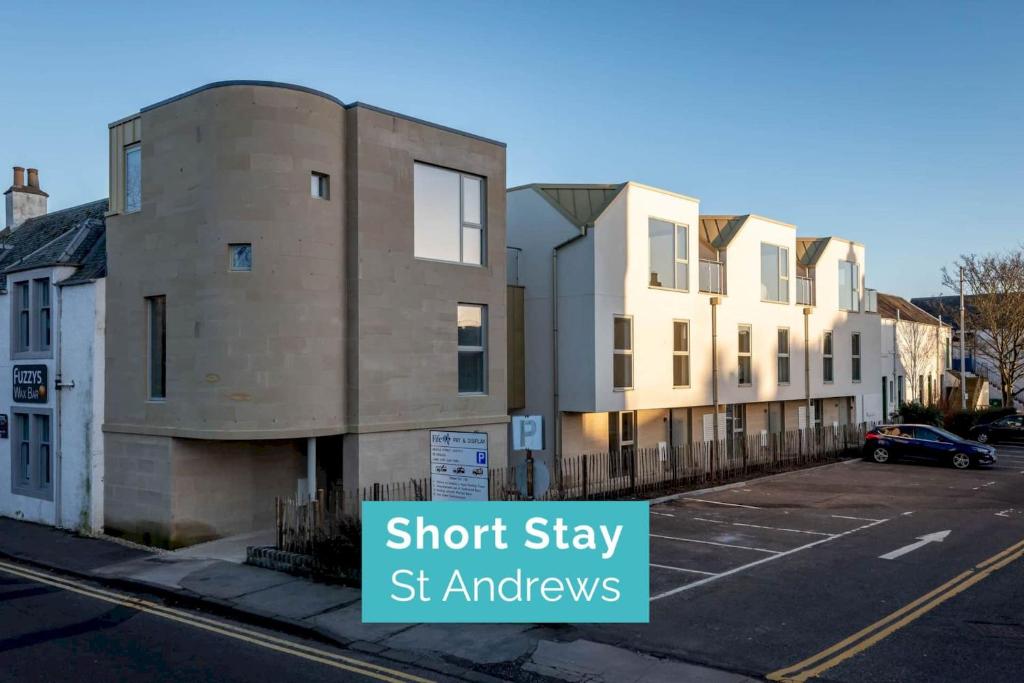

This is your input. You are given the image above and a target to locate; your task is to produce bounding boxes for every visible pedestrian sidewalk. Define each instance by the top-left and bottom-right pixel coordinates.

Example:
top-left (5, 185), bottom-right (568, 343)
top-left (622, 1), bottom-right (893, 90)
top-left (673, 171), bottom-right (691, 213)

top-left (0, 517), bottom-right (755, 683)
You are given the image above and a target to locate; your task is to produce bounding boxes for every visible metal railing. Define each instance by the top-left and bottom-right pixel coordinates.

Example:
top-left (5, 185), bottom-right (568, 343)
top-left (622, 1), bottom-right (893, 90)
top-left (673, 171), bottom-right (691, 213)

top-left (699, 259), bottom-right (725, 293)
top-left (796, 276), bottom-right (814, 305)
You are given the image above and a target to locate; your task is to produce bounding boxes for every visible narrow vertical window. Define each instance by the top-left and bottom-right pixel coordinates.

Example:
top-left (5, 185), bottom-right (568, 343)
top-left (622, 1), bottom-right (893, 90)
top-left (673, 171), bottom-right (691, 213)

top-left (777, 328), bottom-right (791, 384)
top-left (147, 295), bottom-right (166, 400)
top-left (310, 172), bottom-right (330, 199)
top-left (35, 278), bottom-right (51, 351)
top-left (673, 320), bottom-right (690, 387)
top-left (613, 316), bottom-right (633, 389)
top-left (838, 261), bottom-right (860, 311)
top-left (16, 414), bottom-right (30, 486)
top-left (457, 304), bottom-right (487, 394)
top-left (15, 282), bottom-right (30, 352)
top-left (738, 325), bottom-right (752, 385)
top-left (125, 144), bottom-right (141, 214)
top-left (36, 414), bottom-right (50, 487)
top-left (823, 331), bottom-right (834, 382)
top-left (852, 332), bottom-right (862, 382)
top-left (648, 218), bottom-right (688, 290)
top-left (760, 244), bottom-right (790, 303)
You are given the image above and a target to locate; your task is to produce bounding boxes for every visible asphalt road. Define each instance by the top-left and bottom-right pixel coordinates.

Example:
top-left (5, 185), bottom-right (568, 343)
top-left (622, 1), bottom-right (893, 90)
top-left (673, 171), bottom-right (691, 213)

top-left (570, 442), bottom-right (1024, 681)
top-left (0, 560), bottom-right (446, 683)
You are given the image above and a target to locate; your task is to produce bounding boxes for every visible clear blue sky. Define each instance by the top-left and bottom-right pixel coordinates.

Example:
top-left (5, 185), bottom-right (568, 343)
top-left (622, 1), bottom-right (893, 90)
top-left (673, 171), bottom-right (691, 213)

top-left (3, 1), bottom-right (1021, 297)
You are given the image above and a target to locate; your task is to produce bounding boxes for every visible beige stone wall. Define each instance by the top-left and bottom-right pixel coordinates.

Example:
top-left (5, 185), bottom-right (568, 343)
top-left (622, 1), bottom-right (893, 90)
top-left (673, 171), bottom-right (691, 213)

top-left (561, 412), bottom-right (609, 456)
top-left (636, 409), bottom-right (669, 449)
top-left (745, 403), bottom-right (770, 435)
top-left (105, 84), bottom-right (347, 440)
top-left (104, 433), bottom-right (173, 547)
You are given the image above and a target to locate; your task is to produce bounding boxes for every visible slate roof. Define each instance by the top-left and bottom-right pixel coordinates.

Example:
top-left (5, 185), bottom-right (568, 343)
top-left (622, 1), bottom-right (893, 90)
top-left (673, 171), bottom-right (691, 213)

top-left (699, 215), bottom-right (748, 248)
top-left (511, 184), bottom-right (625, 229)
top-left (877, 292), bottom-right (941, 325)
top-left (911, 295), bottom-right (979, 330)
top-left (0, 199), bottom-right (107, 286)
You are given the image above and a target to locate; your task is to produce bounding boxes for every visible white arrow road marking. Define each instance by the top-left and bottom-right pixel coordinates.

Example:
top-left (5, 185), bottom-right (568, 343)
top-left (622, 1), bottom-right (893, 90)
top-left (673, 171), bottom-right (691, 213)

top-left (996, 508), bottom-right (1014, 517)
top-left (880, 530), bottom-right (951, 560)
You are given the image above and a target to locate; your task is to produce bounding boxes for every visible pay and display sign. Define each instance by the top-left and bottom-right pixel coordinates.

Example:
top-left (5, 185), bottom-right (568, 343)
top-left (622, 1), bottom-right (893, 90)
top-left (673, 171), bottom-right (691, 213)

top-left (430, 431), bottom-right (488, 501)
top-left (362, 501), bottom-right (649, 623)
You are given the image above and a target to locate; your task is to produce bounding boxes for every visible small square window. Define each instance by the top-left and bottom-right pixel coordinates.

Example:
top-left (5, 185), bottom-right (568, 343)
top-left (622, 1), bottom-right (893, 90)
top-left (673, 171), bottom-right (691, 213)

top-left (229, 244), bottom-right (252, 272)
top-left (311, 172), bottom-right (330, 200)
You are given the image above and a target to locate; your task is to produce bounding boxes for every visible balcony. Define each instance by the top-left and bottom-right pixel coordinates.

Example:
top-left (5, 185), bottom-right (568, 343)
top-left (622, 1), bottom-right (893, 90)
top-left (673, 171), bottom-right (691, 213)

top-left (699, 259), bottom-right (725, 293)
top-left (796, 276), bottom-right (814, 305)
top-left (865, 288), bottom-right (878, 313)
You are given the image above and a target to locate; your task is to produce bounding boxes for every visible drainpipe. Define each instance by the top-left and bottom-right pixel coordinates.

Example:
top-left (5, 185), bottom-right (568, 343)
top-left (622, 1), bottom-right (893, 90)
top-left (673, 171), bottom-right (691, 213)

top-left (895, 308), bottom-right (901, 404)
top-left (710, 297), bottom-right (720, 467)
top-left (552, 226), bottom-right (590, 476)
top-left (53, 284), bottom-right (64, 528)
top-left (306, 437), bottom-right (317, 501)
top-left (803, 307), bottom-right (811, 427)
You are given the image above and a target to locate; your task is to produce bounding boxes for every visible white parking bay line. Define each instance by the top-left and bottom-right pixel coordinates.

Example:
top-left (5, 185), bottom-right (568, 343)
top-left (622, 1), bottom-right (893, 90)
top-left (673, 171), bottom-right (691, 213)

top-left (678, 497), bottom-right (762, 509)
top-left (650, 511), bottom-right (676, 517)
top-left (650, 563), bottom-right (716, 576)
top-left (831, 514), bottom-right (886, 523)
top-left (691, 516), bottom-right (833, 537)
top-left (650, 533), bottom-right (781, 554)
top-left (650, 517), bottom-right (891, 602)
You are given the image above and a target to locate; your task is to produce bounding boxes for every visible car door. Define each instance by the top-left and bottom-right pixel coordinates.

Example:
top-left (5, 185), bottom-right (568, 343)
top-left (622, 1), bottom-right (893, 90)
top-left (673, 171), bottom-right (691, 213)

top-left (912, 426), bottom-right (956, 462)
top-left (881, 425), bottom-right (912, 459)
top-left (998, 415), bottom-right (1024, 443)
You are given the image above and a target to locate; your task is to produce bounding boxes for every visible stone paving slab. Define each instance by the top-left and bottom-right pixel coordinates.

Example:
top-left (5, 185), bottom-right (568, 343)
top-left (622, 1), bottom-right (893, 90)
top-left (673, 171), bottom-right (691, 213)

top-left (233, 578), bottom-right (360, 620)
top-left (383, 622), bottom-right (538, 664)
top-left (309, 602), bottom-right (413, 643)
top-left (178, 561), bottom-right (297, 600)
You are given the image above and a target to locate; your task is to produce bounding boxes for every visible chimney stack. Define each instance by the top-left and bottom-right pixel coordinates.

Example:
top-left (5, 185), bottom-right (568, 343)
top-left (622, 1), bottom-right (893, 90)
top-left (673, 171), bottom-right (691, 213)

top-left (5, 165), bottom-right (48, 231)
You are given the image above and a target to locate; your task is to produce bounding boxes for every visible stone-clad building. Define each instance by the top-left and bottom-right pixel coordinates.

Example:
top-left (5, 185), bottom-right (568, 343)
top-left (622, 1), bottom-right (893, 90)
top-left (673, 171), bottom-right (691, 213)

top-left (102, 81), bottom-right (508, 547)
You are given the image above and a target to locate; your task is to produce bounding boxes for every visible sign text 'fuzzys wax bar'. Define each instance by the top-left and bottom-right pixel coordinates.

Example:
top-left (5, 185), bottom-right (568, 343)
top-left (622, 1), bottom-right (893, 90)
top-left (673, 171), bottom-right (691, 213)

top-left (361, 501), bottom-right (649, 623)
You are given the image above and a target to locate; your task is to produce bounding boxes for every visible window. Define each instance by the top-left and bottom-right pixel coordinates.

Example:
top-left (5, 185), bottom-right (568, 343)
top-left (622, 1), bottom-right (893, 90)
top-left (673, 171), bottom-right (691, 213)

top-left (852, 332), bottom-right (861, 382)
top-left (12, 278), bottom-right (51, 357)
top-left (11, 409), bottom-right (52, 500)
top-left (823, 331), bottom-right (834, 383)
top-left (310, 172), bottom-right (330, 199)
top-left (838, 260), bottom-right (860, 311)
top-left (898, 375), bottom-right (905, 404)
top-left (738, 325), bottom-right (752, 386)
top-left (147, 296), bottom-right (166, 400)
top-left (760, 243), bottom-right (790, 303)
top-left (125, 144), bottom-right (141, 214)
top-left (414, 163), bottom-right (484, 266)
top-left (648, 218), bottom-right (688, 290)
top-left (673, 320), bottom-right (690, 387)
top-left (608, 411), bottom-right (635, 478)
top-left (919, 375), bottom-right (925, 403)
top-left (613, 316), bottom-right (633, 390)
top-left (456, 303), bottom-right (488, 395)
top-left (457, 304), bottom-right (487, 394)
top-left (229, 244), bottom-right (252, 272)
top-left (777, 328), bottom-right (791, 384)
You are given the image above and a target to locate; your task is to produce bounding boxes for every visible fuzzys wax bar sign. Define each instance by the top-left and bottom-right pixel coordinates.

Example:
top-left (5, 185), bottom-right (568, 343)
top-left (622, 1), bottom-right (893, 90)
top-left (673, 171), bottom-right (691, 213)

top-left (361, 501), bottom-right (649, 623)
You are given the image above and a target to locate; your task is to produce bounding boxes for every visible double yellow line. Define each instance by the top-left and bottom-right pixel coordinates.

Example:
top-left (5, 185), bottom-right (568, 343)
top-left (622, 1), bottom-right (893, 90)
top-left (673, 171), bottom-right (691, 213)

top-left (0, 559), bottom-right (433, 683)
top-left (766, 536), bottom-right (1024, 682)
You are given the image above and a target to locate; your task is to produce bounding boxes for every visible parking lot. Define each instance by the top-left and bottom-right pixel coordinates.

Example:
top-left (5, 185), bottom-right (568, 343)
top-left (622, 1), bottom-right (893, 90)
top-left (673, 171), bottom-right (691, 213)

top-left (566, 442), bottom-right (1024, 682)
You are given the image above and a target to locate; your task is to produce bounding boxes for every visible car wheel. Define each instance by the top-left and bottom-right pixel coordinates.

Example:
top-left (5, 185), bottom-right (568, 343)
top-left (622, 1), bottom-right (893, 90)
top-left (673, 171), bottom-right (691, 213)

top-left (952, 453), bottom-right (972, 470)
top-left (872, 447), bottom-right (890, 464)
top-left (976, 432), bottom-right (989, 444)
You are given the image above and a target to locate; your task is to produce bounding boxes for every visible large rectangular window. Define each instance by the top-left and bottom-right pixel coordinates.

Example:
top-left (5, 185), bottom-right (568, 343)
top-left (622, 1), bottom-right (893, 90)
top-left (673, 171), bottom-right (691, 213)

top-left (414, 163), bottom-right (484, 266)
top-left (673, 320), bottom-right (690, 387)
top-left (852, 332), bottom-right (862, 382)
top-left (11, 409), bottom-right (52, 500)
top-left (613, 316), bottom-right (633, 390)
top-left (457, 304), bottom-right (487, 394)
top-left (125, 144), bottom-right (141, 214)
top-left (147, 295), bottom-right (166, 400)
top-left (777, 328), bottom-right (791, 384)
top-left (12, 278), bottom-right (51, 357)
top-left (738, 325), bottom-right (752, 386)
top-left (648, 218), bottom-right (688, 290)
top-left (823, 330), bottom-right (834, 383)
top-left (760, 243), bottom-right (790, 303)
top-left (838, 260), bottom-right (860, 311)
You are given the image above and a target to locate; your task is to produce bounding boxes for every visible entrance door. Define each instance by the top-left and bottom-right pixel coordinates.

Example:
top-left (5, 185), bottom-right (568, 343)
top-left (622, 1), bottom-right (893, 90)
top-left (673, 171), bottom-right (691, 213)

top-left (608, 411), bottom-right (636, 477)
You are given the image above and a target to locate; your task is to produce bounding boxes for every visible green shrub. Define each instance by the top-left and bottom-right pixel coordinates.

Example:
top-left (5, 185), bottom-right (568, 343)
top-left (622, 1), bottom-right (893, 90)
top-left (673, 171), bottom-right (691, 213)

top-left (896, 402), bottom-right (943, 426)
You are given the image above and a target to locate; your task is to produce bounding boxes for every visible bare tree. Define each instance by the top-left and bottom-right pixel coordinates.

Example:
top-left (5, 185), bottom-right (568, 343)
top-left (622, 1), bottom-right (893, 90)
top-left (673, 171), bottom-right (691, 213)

top-left (941, 250), bottom-right (1024, 407)
top-left (896, 320), bottom-right (937, 404)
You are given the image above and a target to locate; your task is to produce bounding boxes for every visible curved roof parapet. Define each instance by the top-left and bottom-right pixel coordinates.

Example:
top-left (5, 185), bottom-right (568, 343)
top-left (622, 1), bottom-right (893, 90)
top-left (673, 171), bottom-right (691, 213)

top-left (127, 80), bottom-right (505, 147)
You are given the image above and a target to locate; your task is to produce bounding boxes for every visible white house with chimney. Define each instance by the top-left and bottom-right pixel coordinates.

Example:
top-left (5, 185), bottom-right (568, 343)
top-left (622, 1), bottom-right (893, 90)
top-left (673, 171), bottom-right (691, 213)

top-left (0, 167), bottom-right (107, 533)
top-left (507, 181), bottom-right (882, 469)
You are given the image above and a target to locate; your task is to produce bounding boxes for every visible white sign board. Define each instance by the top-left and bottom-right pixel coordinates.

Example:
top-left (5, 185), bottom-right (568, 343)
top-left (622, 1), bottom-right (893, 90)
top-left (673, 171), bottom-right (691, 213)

top-left (430, 430), bottom-right (489, 501)
top-left (511, 415), bottom-right (544, 451)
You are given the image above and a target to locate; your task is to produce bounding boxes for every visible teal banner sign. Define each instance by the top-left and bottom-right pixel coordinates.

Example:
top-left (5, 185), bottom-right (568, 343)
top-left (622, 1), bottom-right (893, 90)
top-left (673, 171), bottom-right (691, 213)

top-left (361, 501), bottom-right (649, 623)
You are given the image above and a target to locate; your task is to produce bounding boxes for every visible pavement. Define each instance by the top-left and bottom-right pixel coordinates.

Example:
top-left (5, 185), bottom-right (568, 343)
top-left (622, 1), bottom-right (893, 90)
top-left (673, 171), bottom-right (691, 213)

top-left (2, 444), bottom-right (1023, 681)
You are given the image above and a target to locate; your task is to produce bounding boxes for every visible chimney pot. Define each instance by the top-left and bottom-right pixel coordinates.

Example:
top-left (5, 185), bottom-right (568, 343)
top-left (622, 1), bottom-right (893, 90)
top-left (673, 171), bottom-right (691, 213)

top-left (12, 167), bottom-right (24, 187)
top-left (26, 168), bottom-right (39, 188)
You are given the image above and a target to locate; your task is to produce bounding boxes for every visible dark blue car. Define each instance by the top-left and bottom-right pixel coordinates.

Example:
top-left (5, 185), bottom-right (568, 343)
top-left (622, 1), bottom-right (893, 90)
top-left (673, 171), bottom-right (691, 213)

top-left (863, 424), bottom-right (997, 470)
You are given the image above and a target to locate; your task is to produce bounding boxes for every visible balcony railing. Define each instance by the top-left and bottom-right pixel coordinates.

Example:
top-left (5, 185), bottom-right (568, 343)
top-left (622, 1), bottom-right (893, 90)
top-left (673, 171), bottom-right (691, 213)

top-left (699, 259), bottom-right (725, 293)
top-left (796, 276), bottom-right (814, 305)
top-left (865, 288), bottom-right (878, 313)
